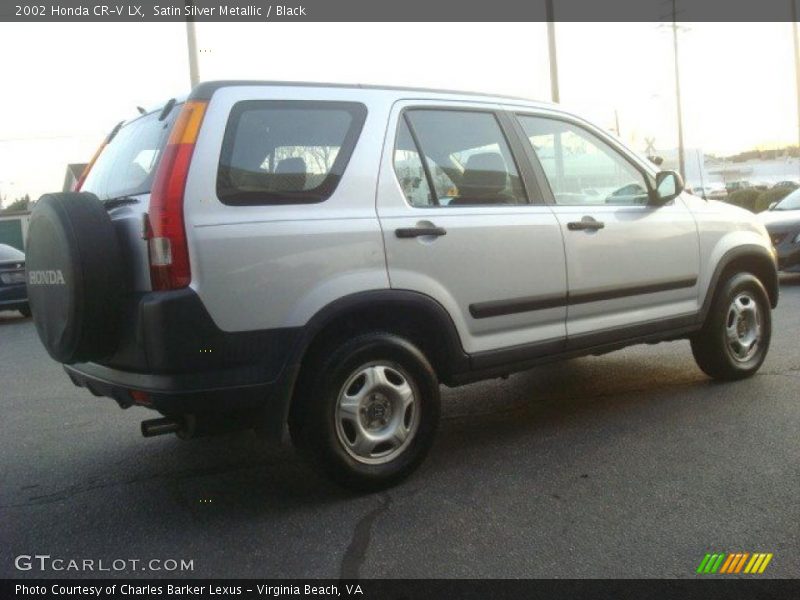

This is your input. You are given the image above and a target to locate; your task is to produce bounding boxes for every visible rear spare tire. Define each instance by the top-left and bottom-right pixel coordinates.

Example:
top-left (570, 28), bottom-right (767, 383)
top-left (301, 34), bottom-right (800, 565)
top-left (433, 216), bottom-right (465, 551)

top-left (26, 192), bottom-right (124, 364)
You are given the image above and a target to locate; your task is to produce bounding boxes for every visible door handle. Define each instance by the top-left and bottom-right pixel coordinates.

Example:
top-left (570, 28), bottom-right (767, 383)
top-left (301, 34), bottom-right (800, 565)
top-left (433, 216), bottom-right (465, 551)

top-left (395, 226), bottom-right (447, 238)
top-left (567, 217), bottom-right (605, 231)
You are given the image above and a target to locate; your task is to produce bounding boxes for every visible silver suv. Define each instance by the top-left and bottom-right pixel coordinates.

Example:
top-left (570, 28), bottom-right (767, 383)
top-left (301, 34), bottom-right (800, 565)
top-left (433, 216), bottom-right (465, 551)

top-left (25, 82), bottom-right (778, 490)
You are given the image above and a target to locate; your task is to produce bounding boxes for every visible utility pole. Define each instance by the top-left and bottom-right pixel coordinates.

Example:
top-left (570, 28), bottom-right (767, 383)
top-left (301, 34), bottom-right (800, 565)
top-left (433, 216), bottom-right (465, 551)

top-left (792, 0), bottom-right (800, 175)
top-left (185, 5), bottom-right (200, 88)
top-left (545, 0), bottom-right (560, 103)
top-left (671, 0), bottom-right (686, 179)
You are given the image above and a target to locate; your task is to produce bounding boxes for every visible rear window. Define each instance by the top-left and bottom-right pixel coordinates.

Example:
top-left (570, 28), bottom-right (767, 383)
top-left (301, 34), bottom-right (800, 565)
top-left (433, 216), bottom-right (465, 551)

top-left (0, 243), bottom-right (24, 261)
top-left (81, 108), bottom-right (176, 201)
top-left (217, 101), bottom-right (367, 205)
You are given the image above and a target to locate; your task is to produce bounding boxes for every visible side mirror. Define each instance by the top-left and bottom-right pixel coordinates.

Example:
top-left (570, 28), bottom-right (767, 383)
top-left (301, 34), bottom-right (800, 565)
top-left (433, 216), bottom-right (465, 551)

top-left (653, 170), bottom-right (684, 204)
top-left (768, 201), bottom-right (778, 210)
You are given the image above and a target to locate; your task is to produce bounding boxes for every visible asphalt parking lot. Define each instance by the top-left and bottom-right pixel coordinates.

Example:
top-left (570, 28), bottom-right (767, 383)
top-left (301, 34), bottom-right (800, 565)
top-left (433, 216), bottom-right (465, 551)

top-left (1, 276), bottom-right (799, 579)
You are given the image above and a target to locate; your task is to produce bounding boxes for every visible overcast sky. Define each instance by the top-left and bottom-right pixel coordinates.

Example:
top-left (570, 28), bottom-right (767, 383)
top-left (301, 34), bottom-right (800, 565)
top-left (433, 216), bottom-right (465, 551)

top-left (0, 22), bottom-right (796, 202)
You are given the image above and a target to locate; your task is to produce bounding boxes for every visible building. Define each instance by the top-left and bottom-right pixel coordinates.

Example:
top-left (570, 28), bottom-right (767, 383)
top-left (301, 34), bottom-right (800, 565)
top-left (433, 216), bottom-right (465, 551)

top-left (0, 211), bottom-right (30, 251)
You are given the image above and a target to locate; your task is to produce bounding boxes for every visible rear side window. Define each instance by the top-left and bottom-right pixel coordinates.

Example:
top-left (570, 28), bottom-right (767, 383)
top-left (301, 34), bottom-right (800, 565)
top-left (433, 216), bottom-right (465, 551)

top-left (81, 110), bottom-right (175, 201)
top-left (217, 101), bottom-right (367, 205)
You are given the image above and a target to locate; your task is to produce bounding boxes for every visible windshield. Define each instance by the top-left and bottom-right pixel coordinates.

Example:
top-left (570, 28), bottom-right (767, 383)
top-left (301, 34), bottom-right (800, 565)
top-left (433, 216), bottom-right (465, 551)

top-left (81, 107), bottom-right (177, 200)
top-left (774, 189), bottom-right (800, 210)
top-left (0, 243), bottom-right (25, 261)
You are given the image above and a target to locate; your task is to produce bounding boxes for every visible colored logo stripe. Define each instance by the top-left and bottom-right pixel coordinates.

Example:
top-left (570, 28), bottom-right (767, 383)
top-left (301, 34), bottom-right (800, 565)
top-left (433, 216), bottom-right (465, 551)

top-left (698, 552), bottom-right (773, 574)
top-left (744, 553), bottom-right (773, 574)
top-left (696, 553), bottom-right (726, 573)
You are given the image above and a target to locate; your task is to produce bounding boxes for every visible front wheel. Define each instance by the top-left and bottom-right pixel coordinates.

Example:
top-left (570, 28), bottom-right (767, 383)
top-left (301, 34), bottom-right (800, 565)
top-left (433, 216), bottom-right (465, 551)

top-left (691, 272), bottom-right (772, 380)
top-left (290, 332), bottom-right (440, 491)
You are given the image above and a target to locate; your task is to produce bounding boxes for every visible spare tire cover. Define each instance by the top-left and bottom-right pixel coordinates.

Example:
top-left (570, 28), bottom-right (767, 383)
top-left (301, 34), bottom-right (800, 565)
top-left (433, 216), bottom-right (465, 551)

top-left (26, 192), bottom-right (124, 364)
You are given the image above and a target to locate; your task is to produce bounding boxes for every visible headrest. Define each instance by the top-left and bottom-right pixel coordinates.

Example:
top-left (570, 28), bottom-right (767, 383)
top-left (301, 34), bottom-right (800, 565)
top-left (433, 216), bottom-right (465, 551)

top-left (275, 156), bottom-right (306, 174)
top-left (460, 152), bottom-right (508, 196)
top-left (271, 157), bottom-right (307, 191)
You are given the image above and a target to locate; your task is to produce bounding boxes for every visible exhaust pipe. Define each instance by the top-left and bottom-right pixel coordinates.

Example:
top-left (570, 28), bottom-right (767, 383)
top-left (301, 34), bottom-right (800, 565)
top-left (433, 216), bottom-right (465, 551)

top-left (141, 413), bottom-right (253, 440)
top-left (141, 417), bottom-right (182, 438)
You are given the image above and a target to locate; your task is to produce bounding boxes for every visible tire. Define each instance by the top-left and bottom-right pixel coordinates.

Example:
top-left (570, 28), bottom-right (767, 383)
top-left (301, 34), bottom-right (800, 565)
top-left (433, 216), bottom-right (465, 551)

top-left (691, 272), bottom-right (771, 380)
top-left (19, 304), bottom-right (31, 318)
top-left (290, 332), bottom-right (440, 491)
top-left (25, 192), bottom-right (125, 364)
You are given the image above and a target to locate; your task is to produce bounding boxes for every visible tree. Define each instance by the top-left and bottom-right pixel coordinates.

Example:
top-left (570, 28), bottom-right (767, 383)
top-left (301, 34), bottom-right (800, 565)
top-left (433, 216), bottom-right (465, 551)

top-left (3, 194), bottom-right (31, 213)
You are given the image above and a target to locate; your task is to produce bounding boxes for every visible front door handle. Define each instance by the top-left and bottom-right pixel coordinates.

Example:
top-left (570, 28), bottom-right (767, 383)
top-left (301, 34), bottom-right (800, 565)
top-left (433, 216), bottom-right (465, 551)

top-left (567, 217), bottom-right (605, 231)
top-left (395, 226), bottom-right (447, 238)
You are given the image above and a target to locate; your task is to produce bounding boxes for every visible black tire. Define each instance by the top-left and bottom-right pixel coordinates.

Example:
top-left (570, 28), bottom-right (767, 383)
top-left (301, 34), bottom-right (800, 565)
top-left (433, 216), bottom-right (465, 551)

top-left (19, 304), bottom-right (31, 318)
top-left (290, 332), bottom-right (440, 492)
top-left (691, 272), bottom-right (771, 380)
top-left (26, 192), bottom-right (125, 364)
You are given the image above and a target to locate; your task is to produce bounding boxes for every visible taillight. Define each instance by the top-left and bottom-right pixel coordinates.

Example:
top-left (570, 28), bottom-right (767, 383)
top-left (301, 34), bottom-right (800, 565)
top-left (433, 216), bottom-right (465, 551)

top-left (147, 100), bottom-right (207, 291)
top-left (129, 390), bottom-right (151, 406)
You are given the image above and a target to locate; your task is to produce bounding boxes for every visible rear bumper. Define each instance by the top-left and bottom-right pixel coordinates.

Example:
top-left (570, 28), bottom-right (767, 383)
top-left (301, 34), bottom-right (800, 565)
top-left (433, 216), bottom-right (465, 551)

top-left (64, 287), bottom-right (303, 439)
top-left (64, 361), bottom-right (299, 439)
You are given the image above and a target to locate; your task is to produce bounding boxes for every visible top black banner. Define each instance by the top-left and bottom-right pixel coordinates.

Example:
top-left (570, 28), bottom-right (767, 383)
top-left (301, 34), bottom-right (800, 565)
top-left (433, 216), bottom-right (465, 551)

top-left (3, 0), bottom-right (799, 22)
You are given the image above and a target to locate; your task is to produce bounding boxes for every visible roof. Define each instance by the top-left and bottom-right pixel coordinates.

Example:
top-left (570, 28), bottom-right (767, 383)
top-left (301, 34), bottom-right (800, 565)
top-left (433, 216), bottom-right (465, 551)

top-left (188, 80), bottom-right (553, 107)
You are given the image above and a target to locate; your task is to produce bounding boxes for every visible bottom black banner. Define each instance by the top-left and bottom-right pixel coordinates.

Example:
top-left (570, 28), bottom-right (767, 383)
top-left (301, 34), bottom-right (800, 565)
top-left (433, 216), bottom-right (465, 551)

top-left (3, 579), bottom-right (800, 600)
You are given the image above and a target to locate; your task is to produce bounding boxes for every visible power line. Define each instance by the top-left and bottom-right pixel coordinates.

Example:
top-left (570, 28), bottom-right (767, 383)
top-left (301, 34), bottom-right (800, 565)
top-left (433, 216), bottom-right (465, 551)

top-left (657, 1), bottom-right (688, 179)
top-left (545, 0), bottom-right (559, 103)
top-left (185, 1), bottom-right (200, 87)
top-left (792, 0), bottom-right (800, 176)
top-left (671, 0), bottom-right (686, 181)
top-left (0, 135), bottom-right (95, 143)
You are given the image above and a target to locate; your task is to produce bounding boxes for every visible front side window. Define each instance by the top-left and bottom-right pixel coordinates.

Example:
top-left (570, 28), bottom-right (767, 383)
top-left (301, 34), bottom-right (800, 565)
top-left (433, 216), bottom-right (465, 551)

top-left (217, 101), bottom-right (367, 205)
top-left (393, 109), bottom-right (527, 208)
top-left (517, 115), bottom-right (651, 207)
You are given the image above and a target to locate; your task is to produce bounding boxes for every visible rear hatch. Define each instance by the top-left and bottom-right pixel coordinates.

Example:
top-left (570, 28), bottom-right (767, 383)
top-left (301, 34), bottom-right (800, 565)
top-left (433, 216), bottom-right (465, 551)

top-left (80, 102), bottom-right (181, 292)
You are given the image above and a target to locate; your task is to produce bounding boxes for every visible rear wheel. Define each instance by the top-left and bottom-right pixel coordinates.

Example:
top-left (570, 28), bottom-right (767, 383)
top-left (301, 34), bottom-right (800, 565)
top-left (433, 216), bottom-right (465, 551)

top-left (290, 332), bottom-right (440, 491)
top-left (691, 272), bottom-right (771, 380)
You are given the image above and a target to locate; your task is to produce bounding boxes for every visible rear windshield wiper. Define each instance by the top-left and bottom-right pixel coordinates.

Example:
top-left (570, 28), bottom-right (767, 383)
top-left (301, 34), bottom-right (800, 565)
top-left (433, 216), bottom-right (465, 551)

top-left (102, 195), bottom-right (140, 210)
top-left (159, 98), bottom-right (176, 121)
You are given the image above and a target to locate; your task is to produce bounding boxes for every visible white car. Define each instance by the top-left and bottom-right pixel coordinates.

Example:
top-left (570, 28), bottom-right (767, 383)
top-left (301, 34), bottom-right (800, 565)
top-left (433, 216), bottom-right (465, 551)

top-left (25, 81), bottom-right (778, 490)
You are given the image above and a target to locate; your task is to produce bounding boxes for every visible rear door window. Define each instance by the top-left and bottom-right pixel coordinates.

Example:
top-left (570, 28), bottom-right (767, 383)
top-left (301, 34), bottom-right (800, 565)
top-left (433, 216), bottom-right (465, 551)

top-left (217, 101), bottom-right (367, 205)
top-left (394, 109), bottom-right (527, 208)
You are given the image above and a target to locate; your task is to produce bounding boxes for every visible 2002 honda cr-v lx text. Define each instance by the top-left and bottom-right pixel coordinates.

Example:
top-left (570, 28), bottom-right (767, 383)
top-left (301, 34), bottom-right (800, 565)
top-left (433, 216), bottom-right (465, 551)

top-left (25, 81), bottom-right (778, 490)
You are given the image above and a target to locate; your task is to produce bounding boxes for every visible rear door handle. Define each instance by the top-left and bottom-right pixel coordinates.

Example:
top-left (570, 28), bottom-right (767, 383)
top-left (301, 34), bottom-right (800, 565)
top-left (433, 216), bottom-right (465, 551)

top-left (395, 226), bottom-right (447, 238)
top-left (567, 217), bottom-right (605, 231)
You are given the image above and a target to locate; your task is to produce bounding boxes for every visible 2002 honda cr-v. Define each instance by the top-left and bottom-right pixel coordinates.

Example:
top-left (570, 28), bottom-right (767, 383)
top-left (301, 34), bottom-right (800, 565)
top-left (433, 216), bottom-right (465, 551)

top-left (25, 81), bottom-right (778, 490)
